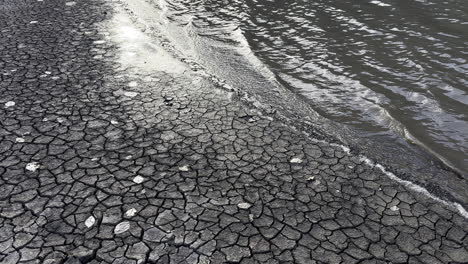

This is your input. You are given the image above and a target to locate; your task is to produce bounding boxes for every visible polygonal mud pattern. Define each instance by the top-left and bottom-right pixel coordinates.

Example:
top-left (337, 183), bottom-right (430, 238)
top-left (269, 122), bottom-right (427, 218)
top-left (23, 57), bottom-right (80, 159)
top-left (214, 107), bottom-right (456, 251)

top-left (0, 0), bottom-right (467, 263)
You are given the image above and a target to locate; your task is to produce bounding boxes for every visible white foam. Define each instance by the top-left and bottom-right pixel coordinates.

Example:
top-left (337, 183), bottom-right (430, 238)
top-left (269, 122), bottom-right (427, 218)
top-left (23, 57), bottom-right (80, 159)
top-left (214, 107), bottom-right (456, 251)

top-left (370, 1), bottom-right (391, 7)
top-left (360, 156), bottom-right (468, 219)
top-left (330, 143), bottom-right (351, 154)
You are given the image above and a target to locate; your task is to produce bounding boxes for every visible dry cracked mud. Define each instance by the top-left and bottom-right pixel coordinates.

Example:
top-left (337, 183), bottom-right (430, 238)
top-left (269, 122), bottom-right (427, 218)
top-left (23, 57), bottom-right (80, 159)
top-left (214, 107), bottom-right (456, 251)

top-left (0, 0), bottom-right (467, 263)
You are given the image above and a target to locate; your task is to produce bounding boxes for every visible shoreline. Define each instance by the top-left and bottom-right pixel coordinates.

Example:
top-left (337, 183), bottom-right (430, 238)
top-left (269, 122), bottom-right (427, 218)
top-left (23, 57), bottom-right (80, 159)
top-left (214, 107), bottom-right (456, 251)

top-left (118, 0), bottom-right (468, 206)
top-left (0, 0), bottom-right (467, 263)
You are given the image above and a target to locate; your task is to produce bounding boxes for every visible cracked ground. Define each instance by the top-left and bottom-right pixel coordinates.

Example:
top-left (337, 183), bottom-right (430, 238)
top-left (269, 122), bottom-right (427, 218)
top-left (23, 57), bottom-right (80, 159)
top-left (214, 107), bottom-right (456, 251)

top-left (0, 0), bottom-right (467, 263)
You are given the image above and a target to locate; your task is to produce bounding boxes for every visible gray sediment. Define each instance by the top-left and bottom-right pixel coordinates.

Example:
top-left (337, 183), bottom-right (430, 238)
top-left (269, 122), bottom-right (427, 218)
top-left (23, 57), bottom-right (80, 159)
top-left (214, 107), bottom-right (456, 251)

top-left (0, 0), bottom-right (467, 263)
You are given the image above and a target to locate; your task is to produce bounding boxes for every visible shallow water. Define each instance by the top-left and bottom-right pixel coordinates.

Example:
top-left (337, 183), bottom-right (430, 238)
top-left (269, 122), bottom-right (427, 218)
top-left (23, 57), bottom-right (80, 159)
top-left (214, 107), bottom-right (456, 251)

top-left (154, 0), bottom-right (468, 175)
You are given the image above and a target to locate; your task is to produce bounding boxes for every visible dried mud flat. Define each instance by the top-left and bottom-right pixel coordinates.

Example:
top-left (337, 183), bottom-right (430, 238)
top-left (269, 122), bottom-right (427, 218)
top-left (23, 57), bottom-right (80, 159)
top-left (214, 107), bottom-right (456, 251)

top-left (0, 0), bottom-right (467, 263)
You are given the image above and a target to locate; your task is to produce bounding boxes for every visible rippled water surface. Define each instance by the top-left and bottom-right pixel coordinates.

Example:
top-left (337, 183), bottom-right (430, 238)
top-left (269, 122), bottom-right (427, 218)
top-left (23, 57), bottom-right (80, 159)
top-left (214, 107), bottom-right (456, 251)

top-left (156, 0), bottom-right (468, 174)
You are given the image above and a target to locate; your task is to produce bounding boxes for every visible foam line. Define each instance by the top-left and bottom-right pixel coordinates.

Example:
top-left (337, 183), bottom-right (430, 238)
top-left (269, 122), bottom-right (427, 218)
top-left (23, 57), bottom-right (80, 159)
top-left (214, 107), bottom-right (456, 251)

top-left (360, 157), bottom-right (468, 219)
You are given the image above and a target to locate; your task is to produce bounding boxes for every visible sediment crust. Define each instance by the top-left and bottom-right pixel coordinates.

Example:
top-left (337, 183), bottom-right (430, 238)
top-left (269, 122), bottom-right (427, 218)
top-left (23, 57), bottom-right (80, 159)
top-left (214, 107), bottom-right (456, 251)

top-left (0, 0), bottom-right (467, 263)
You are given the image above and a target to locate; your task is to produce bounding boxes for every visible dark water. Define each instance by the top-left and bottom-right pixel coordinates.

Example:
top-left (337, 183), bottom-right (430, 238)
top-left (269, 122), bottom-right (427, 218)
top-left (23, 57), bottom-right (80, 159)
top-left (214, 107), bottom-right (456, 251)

top-left (155, 0), bottom-right (468, 175)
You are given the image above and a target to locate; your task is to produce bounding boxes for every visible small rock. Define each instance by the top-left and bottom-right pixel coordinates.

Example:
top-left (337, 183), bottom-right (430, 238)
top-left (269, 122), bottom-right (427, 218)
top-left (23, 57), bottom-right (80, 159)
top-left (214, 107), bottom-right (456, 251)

top-left (111, 120), bottom-right (119, 125)
top-left (15, 138), bottom-right (25, 143)
top-left (237, 202), bottom-right (252, 209)
top-left (114, 222), bottom-right (130, 234)
top-left (65, 1), bottom-right (76, 6)
top-left (125, 208), bottom-right (138, 217)
top-left (4, 101), bottom-right (15, 108)
top-left (57, 117), bottom-right (65, 123)
top-left (25, 162), bottom-right (40, 172)
top-left (45, 71), bottom-right (52, 75)
top-left (290, 157), bottom-right (303, 163)
top-left (133, 176), bottom-right (145, 184)
top-left (93, 40), bottom-right (106, 44)
top-left (249, 214), bottom-right (254, 222)
top-left (30, 21), bottom-right (38, 24)
top-left (124, 91), bottom-right (138, 97)
top-left (306, 176), bottom-right (315, 181)
top-left (179, 165), bottom-right (190, 172)
top-left (390, 205), bottom-right (399, 211)
top-left (85, 216), bottom-right (96, 228)
top-left (163, 96), bottom-right (174, 102)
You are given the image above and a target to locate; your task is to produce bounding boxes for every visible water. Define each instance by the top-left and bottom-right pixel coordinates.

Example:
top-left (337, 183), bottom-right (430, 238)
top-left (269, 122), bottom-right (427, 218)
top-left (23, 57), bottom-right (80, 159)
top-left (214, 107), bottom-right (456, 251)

top-left (151, 0), bottom-right (468, 175)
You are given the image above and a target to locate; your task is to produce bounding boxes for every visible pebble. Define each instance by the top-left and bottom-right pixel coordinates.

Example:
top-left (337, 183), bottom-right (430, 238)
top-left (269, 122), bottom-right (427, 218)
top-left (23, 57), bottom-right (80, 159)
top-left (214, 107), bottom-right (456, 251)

top-left (5, 101), bottom-right (15, 108)
top-left (25, 162), bottom-right (40, 172)
top-left (249, 214), bottom-right (254, 222)
top-left (179, 165), bottom-right (190, 172)
top-left (237, 202), bottom-right (252, 209)
top-left (124, 91), bottom-right (138, 97)
top-left (114, 222), bottom-right (130, 234)
top-left (125, 208), bottom-right (138, 217)
top-left (163, 96), bottom-right (174, 102)
top-left (306, 176), bottom-right (315, 181)
top-left (390, 205), bottom-right (400, 211)
top-left (111, 120), bottom-right (119, 125)
top-left (15, 138), bottom-right (25, 143)
top-left (133, 176), bottom-right (145, 184)
top-left (290, 157), bottom-right (303, 164)
top-left (85, 216), bottom-right (96, 228)
top-left (65, 1), bottom-right (77, 6)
